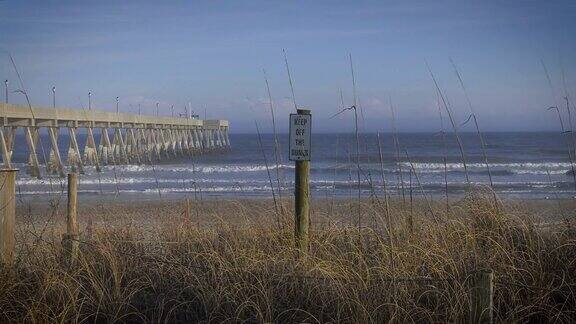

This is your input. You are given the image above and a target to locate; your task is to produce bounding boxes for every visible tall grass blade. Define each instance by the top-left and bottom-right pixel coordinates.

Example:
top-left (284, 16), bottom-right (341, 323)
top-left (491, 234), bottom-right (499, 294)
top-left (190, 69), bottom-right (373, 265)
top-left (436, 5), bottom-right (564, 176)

top-left (254, 119), bottom-right (281, 228)
top-left (263, 69), bottom-right (284, 210)
top-left (283, 49), bottom-right (298, 112)
top-left (349, 54), bottom-right (362, 233)
top-left (389, 99), bottom-right (406, 206)
top-left (450, 58), bottom-right (493, 191)
top-left (425, 61), bottom-right (470, 184)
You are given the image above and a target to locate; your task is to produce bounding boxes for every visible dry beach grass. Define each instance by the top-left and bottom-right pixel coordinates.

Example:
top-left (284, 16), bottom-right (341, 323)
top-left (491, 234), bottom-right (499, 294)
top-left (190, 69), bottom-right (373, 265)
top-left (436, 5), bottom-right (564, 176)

top-left (1, 192), bottom-right (576, 323)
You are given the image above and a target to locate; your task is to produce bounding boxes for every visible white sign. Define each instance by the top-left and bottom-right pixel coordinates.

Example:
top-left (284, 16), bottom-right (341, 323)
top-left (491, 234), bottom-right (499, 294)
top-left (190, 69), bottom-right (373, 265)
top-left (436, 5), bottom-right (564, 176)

top-left (289, 113), bottom-right (311, 161)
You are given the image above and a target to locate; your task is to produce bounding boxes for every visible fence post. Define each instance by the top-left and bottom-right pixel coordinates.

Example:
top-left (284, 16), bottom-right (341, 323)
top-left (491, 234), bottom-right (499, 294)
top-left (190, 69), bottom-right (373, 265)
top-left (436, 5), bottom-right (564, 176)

top-left (0, 169), bottom-right (17, 266)
top-left (184, 198), bottom-right (191, 222)
top-left (470, 269), bottom-right (494, 324)
top-left (62, 173), bottom-right (79, 265)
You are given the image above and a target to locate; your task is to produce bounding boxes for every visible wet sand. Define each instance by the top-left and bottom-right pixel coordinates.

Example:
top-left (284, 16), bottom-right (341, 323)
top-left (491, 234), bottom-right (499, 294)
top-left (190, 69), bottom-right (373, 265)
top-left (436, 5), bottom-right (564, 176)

top-left (15, 194), bottom-right (576, 231)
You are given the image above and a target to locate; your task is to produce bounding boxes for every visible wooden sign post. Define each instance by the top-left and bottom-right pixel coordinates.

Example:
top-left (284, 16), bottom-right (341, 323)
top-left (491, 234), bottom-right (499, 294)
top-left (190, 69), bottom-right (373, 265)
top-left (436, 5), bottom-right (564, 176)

top-left (290, 109), bottom-right (311, 255)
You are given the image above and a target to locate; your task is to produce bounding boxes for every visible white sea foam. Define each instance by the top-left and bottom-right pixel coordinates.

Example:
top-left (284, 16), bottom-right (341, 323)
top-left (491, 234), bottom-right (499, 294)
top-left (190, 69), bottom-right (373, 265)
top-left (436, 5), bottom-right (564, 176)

top-left (16, 177), bottom-right (270, 186)
top-left (399, 162), bottom-right (572, 175)
top-left (401, 162), bottom-right (572, 170)
top-left (142, 185), bottom-right (273, 193)
top-left (107, 164), bottom-right (295, 174)
top-left (12, 179), bottom-right (568, 196)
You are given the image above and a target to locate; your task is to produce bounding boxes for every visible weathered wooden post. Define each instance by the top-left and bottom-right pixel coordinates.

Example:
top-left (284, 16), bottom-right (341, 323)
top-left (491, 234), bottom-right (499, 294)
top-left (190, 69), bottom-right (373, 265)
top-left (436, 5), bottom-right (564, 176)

top-left (62, 173), bottom-right (79, 265)
top-left (470, 269), bottom-right (494, 324)
top-left (0, 169), bottom-right (17, 265)
top-left (184, 198), bottom-right (191, 222)
top-left (290, 109), bottom-right (311, 255)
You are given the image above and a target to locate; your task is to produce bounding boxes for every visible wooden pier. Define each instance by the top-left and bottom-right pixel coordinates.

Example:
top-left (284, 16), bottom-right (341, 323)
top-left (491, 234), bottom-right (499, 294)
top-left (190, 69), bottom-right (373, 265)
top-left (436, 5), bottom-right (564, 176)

top-left (0, 103), bottom-right (230, 178)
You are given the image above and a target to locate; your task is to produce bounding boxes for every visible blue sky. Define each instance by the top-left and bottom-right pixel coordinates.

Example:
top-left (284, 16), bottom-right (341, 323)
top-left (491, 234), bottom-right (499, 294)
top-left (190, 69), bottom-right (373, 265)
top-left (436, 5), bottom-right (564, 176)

top-left (1, 0), bottom-right (575, 133)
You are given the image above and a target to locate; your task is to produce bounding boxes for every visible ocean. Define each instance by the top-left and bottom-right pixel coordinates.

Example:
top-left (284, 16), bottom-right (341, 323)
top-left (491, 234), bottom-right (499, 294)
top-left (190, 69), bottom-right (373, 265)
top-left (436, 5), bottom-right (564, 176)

top-left (8, 131), bottom-right (576, 200)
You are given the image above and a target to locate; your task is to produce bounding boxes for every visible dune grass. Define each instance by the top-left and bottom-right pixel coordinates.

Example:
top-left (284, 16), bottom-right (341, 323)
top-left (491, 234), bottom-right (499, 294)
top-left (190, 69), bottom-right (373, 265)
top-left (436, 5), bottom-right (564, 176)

top-left (1, 192), bottom-right (575, 323)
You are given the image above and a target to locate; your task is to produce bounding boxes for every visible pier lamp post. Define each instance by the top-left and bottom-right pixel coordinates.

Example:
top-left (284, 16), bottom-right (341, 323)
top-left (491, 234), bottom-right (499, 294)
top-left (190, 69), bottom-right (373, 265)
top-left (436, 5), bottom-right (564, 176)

top-left (116, 97), bottom-right (119, 114)
top-left (156, 102), bottom-right (159, 116)
top-left (171, 105), bottom-right (174, 117)
top-left (52, 86), bottom-right (56, 108)
top-left (138, 103), bottom-right (141, 115)
top-left (88, 91), bottom-right (92, 110)
top-left (4, 80), bottom-right (7, 104)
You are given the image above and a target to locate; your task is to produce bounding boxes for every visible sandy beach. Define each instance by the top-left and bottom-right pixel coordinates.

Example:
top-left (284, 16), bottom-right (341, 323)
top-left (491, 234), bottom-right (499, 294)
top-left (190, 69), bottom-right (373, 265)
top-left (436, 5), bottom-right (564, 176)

top-left (14, 193), bottom-right (575, 241)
